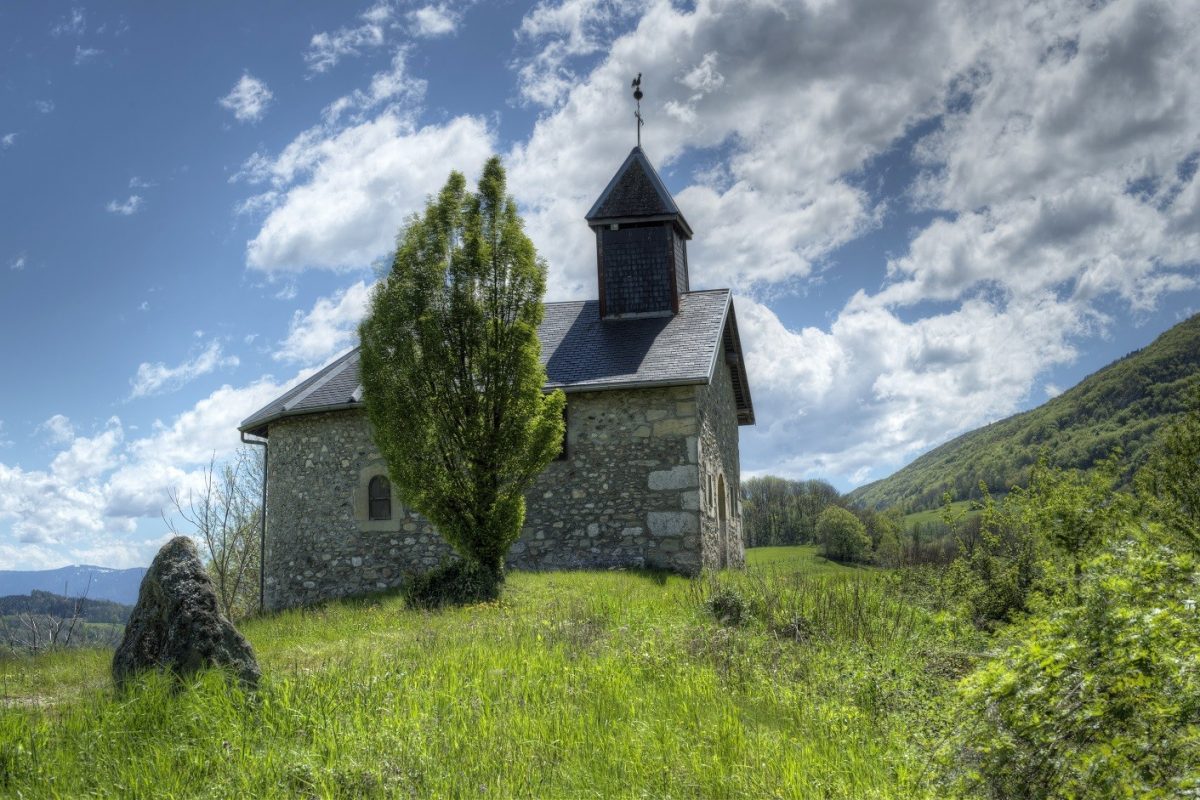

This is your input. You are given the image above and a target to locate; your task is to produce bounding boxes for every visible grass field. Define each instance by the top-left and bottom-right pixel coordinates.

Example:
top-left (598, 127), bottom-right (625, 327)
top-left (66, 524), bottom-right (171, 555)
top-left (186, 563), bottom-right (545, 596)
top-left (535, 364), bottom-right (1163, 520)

top-left (901, 500), bottom-right (977, 530)
top-left (1, 547), bottom-right (970, 798)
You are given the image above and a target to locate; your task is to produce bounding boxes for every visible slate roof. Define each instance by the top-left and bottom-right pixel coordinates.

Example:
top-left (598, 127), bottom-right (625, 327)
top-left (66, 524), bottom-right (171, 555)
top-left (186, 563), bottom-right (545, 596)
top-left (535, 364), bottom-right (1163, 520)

top-left (585, 147), bottom-right (692, 236)
top-left (239, 289), bottom-right (754, 435)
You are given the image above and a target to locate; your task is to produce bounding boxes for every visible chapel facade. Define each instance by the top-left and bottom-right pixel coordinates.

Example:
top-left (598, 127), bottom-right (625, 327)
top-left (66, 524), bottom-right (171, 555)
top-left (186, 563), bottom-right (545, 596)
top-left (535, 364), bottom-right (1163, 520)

top-left (240, 147), bottom-right (755, 610)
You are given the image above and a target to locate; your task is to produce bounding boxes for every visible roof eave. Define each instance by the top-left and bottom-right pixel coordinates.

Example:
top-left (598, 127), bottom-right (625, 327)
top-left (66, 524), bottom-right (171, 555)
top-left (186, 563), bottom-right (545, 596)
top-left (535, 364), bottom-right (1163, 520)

top-left (237, 401), bottom-right (366, 438)
top-left (704, 293), bottom-right (756, 427)
top-left (242, 373), bottom-right (719, 436)
top-left (551, 376), bottom-right (709, 394)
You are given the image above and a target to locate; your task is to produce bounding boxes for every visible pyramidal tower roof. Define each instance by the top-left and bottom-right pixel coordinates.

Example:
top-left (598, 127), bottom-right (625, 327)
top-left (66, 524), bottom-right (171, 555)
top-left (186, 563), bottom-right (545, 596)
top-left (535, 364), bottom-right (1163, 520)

top-left (585, 146), bottom-right (692, 237)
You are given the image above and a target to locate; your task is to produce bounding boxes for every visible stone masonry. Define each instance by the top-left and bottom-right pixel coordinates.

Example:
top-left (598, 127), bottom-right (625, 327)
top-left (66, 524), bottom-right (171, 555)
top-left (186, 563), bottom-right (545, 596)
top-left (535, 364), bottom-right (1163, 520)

top-left (263, 377), bottom-right (743, 610)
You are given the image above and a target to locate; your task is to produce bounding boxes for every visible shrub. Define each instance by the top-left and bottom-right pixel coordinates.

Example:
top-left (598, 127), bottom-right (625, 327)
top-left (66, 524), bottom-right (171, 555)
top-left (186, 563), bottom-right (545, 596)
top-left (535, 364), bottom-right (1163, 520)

top-left (704, 584), bottom-right (749, 626)
top-left (952, 535), bottom-right (1200, 799)
top-left (401, 559), bottom-right (502, 609)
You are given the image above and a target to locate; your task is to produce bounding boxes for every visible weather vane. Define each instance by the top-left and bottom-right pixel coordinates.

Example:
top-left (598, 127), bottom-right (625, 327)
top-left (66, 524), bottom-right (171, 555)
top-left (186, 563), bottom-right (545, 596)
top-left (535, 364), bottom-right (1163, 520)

top-left (632, 73), bottom-right (643, 148)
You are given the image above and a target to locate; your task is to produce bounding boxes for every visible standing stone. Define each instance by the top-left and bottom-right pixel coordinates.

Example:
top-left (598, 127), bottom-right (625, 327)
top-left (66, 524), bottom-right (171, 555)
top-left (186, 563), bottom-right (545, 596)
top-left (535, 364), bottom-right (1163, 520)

top-left (112, 536), bottom-right (260, 689)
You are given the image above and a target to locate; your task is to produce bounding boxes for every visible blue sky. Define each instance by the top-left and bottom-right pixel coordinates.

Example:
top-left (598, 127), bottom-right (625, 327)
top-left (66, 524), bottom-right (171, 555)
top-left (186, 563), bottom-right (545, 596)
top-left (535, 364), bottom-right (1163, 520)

top-left (2, 0), bottom-right (1198, 569)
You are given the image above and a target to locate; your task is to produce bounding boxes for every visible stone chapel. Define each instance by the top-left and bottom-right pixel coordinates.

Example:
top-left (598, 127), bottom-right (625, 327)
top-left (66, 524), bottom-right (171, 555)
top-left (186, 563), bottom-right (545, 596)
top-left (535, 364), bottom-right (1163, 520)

top-left (240, 146), bottom-right (755, 610)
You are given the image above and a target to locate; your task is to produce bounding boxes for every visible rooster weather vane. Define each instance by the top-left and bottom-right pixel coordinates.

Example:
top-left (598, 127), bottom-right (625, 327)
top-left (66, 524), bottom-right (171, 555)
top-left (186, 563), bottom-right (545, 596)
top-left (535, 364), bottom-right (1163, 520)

top-left (632, 73), bottom-right (644, 148)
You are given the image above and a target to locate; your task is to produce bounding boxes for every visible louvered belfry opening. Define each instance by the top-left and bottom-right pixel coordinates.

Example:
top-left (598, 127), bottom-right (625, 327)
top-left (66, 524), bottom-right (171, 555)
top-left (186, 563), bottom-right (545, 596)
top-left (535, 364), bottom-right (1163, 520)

top-left (586, 147), bottom-right (693, 320)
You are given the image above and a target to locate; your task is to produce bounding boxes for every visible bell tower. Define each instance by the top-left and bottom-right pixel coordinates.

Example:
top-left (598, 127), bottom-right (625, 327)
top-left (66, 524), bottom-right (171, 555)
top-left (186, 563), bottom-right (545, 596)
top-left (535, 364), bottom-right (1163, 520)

top-left (586, 77), bottom-right (693, 319)
top-left (586, 147), bottom-right (693, 319)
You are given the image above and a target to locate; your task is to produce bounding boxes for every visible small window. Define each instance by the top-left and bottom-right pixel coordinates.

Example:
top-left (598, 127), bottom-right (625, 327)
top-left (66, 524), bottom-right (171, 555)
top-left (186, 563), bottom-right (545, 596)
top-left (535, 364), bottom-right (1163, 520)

top-left (368, 475), bottom-right (392, 520)
top-left (554, 403), bottom-right (569, 461)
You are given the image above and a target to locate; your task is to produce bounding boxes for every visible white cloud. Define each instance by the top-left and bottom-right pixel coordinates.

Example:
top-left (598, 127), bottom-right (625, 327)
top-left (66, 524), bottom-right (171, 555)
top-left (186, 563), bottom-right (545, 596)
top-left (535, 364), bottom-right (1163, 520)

top-left (305, 2), bottom-right (393, 74)
top-left (73, 45), bottom-right (102, 65)
top-left (34, 99), bottom-right (55, 114)
top-left (129, 176), bottom-right (154, 189)
top-left (106, 195), bottom-right (143, 215)
top-left (1, 133), bottom-right (16, 149)
top-left (321, 49), bottom-right (426, 125)
top-left (504, 0), bottom-right (956, 299)
top-left (219, 73), bottom-right (273, 123)
top-left (244, 113), bottom-right (494, 272)
top-left (51, 417), bottom-right (124, 484)
top-left (129, 341), bottom-right (240, 398)
top-left (512, 0), bottom-right (645, 108)
top-left (51, 7), bottom-right (86, 37)
top-left (9, 253), bottom-right (25, 271)
top-left (37, 414), bottom-right (76, 446)
top-left (409, 5), bottom-right (460, 37)
top-left (0, 371), bottom-right (309, 567)
top-left (274, 280), bottom-right (372, 365)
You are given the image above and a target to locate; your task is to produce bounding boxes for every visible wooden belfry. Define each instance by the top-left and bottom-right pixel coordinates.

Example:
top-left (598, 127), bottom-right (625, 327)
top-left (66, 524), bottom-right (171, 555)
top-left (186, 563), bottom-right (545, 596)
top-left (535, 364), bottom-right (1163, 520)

top-left (585, 75), bottom-right (694, 319)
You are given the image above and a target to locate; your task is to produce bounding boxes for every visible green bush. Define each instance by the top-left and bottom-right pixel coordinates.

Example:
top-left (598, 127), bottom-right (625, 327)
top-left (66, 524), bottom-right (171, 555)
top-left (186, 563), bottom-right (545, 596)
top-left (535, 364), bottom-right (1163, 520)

top-left (817, 506), bottom-right (872, 563)
top-left (952, 535), bottom-right (1200, 798)
top-left (401, 559), bottom-right (502, 609)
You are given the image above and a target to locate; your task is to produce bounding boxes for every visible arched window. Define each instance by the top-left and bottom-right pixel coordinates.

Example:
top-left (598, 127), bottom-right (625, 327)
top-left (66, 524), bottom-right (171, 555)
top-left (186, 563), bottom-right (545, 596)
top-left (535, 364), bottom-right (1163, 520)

top-left (368, 475), bottom-right (392, 521)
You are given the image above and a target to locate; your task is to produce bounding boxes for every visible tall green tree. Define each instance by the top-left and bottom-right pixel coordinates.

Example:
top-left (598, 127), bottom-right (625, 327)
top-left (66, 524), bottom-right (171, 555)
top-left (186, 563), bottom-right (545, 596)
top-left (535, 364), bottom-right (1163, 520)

top-left (359, 157), bottom-right (566, 581)
top-left (816, 506), bottom-right (871, 563)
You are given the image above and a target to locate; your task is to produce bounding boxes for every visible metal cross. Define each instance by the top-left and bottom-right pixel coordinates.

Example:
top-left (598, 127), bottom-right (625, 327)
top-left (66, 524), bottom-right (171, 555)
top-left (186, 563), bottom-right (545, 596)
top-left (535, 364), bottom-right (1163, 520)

top-left (632, 73), bottom-right (643, 148)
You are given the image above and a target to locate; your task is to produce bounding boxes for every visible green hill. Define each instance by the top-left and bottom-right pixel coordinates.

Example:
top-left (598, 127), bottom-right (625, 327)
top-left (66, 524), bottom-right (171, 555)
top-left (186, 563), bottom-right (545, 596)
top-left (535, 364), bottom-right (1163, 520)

top-left (851, 314), bottom-right (1200, 512)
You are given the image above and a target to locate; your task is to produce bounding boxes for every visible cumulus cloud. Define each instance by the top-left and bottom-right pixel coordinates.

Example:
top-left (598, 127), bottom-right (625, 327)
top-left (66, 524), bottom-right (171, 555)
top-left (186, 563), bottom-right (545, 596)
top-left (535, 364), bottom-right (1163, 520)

top-left (106, 195), bottom-right (143, 215)
top-left (37, 414), bottom-right (76, 446)
top-left (34, 99), bottom-right (55, 114)
top-left (243, 113), bottom-right (494, 272)
top-left (219, 74), bottom-right (273, 123)
top-left (0, 371), bottom-right (311, 568)
top-left (129, 341), bottom-right (240, 398)
top-left (2, 133), bottom-right (17, 150)
top-left (50, 417), bottom-right (124, 484)
top-left (274, 281), bottom-right (372, 365)
top-left (9, 253), bottom-right (26, 271)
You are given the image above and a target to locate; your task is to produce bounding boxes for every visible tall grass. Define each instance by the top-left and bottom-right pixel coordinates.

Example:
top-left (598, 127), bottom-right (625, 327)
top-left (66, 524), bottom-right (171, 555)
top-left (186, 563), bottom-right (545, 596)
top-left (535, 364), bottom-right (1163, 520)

top-left (1, 548), bottom-right (966, 798)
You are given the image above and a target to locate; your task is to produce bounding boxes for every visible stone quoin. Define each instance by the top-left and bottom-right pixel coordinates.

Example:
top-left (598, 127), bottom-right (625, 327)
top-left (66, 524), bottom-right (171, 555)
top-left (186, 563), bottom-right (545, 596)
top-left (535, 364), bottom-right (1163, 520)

top-left (240, 146), bottom-right (755, 610)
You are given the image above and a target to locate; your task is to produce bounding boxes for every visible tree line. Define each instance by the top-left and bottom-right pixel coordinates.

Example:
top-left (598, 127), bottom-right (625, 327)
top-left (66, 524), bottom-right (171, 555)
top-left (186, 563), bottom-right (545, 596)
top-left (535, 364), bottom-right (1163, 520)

top-left (739, 476), bottom-right (906, 565)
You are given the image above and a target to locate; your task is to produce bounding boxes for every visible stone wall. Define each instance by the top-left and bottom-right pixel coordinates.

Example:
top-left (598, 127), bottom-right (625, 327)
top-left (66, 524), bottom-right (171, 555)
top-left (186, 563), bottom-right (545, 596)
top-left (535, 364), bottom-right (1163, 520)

top-left (262, 410), bottom-right (454, 610)
top-left (697, 353), bottom-right (745, 569)
top-left (516, 384), bottom-right (702, 575)
top-left (263, 381), bottom-right (733, 610)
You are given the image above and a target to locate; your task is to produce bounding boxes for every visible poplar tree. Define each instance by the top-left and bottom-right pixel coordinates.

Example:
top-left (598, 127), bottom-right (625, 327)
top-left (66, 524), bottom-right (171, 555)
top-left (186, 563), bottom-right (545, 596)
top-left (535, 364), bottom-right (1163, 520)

top-left (359, 157), bottom-right (565, 583)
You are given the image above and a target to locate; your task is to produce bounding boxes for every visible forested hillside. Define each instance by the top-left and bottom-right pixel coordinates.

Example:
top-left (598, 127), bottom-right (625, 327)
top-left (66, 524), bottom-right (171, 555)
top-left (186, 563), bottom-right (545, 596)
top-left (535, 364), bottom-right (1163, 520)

top-left (0, 590), bottom-right (132, 624)
top-left (851, 314), bottom-right (1200, 511)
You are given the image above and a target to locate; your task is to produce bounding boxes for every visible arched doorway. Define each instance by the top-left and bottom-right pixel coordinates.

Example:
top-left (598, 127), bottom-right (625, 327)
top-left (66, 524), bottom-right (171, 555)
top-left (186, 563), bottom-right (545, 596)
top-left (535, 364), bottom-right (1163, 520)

top-left (716, 473), bottom-right (728, 569)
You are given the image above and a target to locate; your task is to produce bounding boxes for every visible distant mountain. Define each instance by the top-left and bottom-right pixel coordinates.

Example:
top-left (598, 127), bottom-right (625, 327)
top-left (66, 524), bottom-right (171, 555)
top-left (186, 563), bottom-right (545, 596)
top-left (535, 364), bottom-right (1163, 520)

top-left (851, 314), bottom-right (1200, 512)
top-left (0, 565), bottom-right (146, 605)
top-left (0, 589), bottom-right (133, 624)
